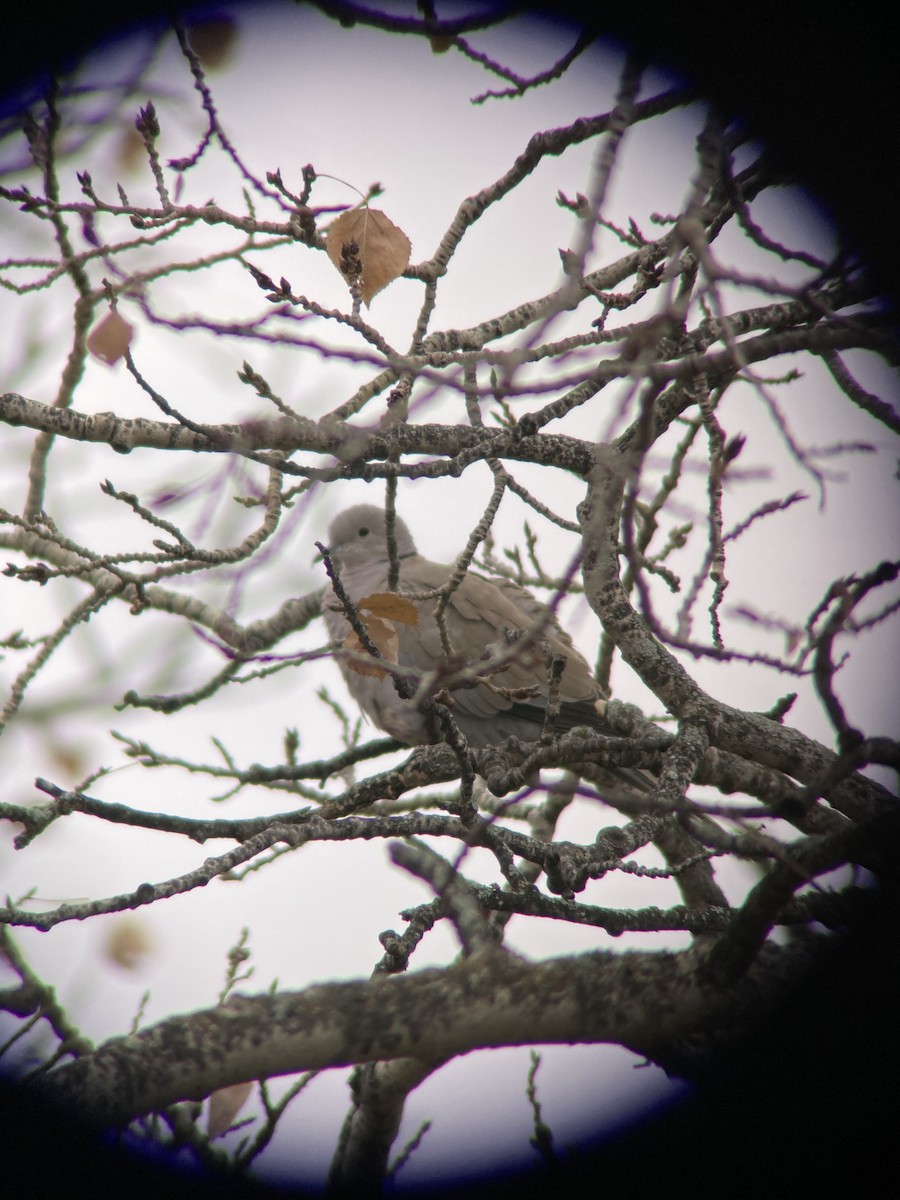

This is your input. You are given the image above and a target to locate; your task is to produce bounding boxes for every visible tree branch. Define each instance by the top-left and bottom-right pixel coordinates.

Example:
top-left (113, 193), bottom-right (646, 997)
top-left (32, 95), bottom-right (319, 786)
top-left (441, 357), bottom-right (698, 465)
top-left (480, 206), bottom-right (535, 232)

top-left (37, 938), bottom-right (821, 1128)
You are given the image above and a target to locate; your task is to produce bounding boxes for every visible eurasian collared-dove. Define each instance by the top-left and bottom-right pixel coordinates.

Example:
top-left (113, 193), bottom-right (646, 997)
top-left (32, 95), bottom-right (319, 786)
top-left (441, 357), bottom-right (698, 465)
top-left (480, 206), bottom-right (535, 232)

top-left (322, 506), bottom-right (649, 783)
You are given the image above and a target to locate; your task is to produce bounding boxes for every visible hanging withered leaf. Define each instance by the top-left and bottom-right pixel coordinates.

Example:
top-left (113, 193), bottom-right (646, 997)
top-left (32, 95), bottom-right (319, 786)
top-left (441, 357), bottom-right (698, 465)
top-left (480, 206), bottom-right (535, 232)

top-left (208, 1081), bottom-right (254, 1138)
top-left (103, 917), bottom-right (154, 971)
top-left (343, 592), bottom-right (419, 679)
top-left (325, 207), bottom-right (411, 305)
top-left (116, 122), bottom-right (146, 174)
top-left (187, 17), bottom-right (239, 70)
top-left (87, 311), bottom-right (134, 365)
top-left (358, 593), bottom-right (419, 627)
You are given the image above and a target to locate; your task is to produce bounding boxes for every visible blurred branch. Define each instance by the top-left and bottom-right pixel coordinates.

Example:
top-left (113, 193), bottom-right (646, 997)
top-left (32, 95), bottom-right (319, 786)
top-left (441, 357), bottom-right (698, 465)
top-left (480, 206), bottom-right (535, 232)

top-left (38, 933), bottom-right (829, 1128)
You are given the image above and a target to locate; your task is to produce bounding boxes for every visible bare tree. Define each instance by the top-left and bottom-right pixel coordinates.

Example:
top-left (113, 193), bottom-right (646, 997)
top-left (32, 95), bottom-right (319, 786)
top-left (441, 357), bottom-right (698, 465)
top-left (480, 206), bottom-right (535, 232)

top-left (1, 4), bottom-right (898, 1196)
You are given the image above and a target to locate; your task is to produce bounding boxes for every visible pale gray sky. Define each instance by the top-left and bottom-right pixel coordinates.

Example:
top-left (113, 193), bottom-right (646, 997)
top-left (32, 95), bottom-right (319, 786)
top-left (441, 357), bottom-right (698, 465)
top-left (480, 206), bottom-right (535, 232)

top-left (1, 3), bottom-right (896, 1191)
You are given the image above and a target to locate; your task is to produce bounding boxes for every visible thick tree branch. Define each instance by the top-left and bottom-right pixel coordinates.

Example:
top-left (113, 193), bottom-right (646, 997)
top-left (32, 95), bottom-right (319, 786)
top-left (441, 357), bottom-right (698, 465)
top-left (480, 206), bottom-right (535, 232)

top-left (37, 938), bottom-right (821, 1128)
top-left (578, 464), bottom-right (895, 823)
top-left (2, 306), bottom-right (887, 465)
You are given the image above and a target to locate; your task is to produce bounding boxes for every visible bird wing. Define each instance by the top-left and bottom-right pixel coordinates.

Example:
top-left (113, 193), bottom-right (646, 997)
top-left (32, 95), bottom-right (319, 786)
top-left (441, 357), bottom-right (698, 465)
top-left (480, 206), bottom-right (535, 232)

top-left (387, 557), bottom-right (599, 725)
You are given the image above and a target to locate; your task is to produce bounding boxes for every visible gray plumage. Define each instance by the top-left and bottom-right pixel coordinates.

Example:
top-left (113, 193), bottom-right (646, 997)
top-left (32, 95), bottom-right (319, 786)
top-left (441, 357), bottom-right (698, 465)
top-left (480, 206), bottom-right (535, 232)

top-left (322, 506), bottom-right (647, 780)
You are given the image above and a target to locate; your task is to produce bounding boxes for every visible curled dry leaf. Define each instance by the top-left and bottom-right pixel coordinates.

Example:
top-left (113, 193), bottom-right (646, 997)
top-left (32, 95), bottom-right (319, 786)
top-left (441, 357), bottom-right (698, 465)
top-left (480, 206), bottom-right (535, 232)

top-left (344, 592), bottom-right (418, 679)
top-left (208, 1081), bottom-right (254, 1138)
top-left (344, 617), bottom-right (397, 678)
top-left (187, 17), bottom-right (239, 70)
top-left (87, 310), bottom-right (134, 364)
top-left (358, 593), bottom-right (419, 627)
top-left (104, 917), bottom-right (154, 971)
top-left (325, 207), bottom-right (411, 305)
top-left (116, 123), bottom-right (146, 174)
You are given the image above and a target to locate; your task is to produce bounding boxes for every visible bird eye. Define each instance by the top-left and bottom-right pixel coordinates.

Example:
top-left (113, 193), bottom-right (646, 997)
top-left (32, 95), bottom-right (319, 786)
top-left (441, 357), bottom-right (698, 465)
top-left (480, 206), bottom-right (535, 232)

top-left (358, 526), bottom-right (370, 537)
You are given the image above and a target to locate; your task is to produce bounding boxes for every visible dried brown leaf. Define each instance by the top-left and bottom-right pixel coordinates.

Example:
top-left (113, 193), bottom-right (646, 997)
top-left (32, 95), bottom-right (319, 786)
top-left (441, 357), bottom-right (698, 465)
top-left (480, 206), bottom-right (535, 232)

top-left (208, 1081), bottom-right (253, 1138)
top-left (117, 124), bottom-right (145, 174)
top-left (87, 311), bottom-right (134, 365)
top-left (345, 616), bottom-right (398, 678)
top-left (104, 917), bottom-right (154, 971)
top-left (325, 207), bottom-right (411, 305)
top-left (343, 594), bottom-right (417, 678)
top-left (358, 592), bottom-right (419, 627)
top-left (187, 18), bottom-right (239, 70)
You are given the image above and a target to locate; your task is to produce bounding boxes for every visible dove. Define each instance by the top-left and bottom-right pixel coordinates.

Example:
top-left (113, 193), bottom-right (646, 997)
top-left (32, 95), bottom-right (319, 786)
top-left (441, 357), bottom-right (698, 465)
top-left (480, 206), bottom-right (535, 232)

top-left (321, 505), bottom-right (652, 787)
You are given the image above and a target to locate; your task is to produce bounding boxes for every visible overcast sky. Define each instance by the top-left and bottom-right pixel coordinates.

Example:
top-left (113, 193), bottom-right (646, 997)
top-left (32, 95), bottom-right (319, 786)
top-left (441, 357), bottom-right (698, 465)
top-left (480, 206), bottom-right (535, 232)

top-left (1, 2), bottom-right (897, 1191)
